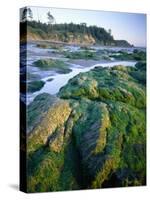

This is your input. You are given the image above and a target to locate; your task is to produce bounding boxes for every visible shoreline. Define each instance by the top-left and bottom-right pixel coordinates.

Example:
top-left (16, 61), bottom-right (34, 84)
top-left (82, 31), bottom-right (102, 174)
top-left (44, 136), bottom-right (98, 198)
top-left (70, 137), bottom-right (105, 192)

top-left (24, 39), bottom-right (138, 49)
top-left (26, 60), bottom-right (137, 105)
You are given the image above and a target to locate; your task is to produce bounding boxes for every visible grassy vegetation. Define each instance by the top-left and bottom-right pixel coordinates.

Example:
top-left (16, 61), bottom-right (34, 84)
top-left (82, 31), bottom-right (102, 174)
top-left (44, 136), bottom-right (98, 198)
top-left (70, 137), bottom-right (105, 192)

top-left (34, 58), bottom-right (72, 74)
top-left (26, 61), bottom-right (146, 192)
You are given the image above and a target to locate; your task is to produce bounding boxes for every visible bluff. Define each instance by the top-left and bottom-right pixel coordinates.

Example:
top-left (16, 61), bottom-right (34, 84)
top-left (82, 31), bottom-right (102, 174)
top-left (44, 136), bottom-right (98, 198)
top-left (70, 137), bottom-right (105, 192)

top-left (20, 21), bottom-right (133, 47)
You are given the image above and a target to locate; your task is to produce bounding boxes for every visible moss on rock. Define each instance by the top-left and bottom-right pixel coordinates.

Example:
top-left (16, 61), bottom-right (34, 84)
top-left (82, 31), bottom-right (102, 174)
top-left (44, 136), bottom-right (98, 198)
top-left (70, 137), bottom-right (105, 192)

top-left (34, 58), bottom-right (72, 74)
top-left (27, 100), bottom-right (72, 154)
top-left (110, 50), bottom-right (146, 61)
top-left (27, 80), bottom-right (45, 93)
top-left (26, 62), bottom-right (146, 192)
top-left (59, 64), bottom-right (146, 109)
top-left (64, 50), bottom-right (98, 60)
top-left (27, 93), bottom-right (57, 133)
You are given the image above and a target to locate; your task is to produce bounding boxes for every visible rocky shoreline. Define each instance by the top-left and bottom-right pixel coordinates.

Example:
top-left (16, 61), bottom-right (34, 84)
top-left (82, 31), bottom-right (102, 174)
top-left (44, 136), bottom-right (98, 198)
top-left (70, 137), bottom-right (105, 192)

top-left (26, 61), bottom-right (146, 192)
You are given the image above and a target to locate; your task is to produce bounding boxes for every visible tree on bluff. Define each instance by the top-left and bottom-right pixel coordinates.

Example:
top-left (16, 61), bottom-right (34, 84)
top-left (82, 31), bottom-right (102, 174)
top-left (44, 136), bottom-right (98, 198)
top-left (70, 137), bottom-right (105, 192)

top-left (21, 7), bottom-right (33, 22)
top-left (47, 11), bottom-right (55, 24)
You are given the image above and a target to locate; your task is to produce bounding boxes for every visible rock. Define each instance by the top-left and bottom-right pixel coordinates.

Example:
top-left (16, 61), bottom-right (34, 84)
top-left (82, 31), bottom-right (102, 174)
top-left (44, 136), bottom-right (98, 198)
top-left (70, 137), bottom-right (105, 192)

top-left (64, 50), bottom-right (98, 60)
top-left (36, 43), bottom-right (49, 48)
top-left (34, 58), bottom-right (72, 74)
top-left (47, 126), bottom-right (64, 153)
top-left (27, 99), bottom-right (72, 154)
top-left (26, 62), bottom-right (146, 192)
top-left (110, 50), bottom-right (146, 61)
top-left (47, 78), bottom-right (54, 82)
top-left (27, 80), bottom-right (45, 93)
top-left (114, 40), bottom-right (133, 47)
top-left (59, 64), bottom-right (146, 109)
top-left (27, 93), bottom-right (57, 133)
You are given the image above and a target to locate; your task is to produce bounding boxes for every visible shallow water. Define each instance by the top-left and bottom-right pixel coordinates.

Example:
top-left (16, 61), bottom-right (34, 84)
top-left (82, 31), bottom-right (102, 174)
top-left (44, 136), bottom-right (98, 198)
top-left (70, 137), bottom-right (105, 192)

top-left (24, 43), bottom-right (137, 104)
top-left (27, 60), bottom-right (136, 104)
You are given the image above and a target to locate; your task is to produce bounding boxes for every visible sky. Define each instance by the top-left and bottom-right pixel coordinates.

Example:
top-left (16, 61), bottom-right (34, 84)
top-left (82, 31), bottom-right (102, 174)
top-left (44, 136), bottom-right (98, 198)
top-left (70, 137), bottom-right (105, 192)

top-left (24, 6), bottom-right (146, 47)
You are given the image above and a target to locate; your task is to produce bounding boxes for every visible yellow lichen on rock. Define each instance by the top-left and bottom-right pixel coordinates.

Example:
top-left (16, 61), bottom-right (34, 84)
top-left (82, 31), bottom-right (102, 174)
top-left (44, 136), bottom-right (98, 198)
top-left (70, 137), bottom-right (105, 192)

top-left (27, 100), bottom-right (72, 153)
top-left (94, 103), bottom-right (110, 154)
top-left (48, 126), bottom-right (64, 153)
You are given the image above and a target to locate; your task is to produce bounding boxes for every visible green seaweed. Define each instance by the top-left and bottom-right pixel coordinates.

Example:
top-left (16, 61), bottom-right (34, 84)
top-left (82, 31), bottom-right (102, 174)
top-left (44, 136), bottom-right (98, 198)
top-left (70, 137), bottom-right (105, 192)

top-left (26, 62), bottom-right (146, 192)
top-left (27, 80), bottom-right (45, 93)
top-left (34, 58), bottom-right (72, 74)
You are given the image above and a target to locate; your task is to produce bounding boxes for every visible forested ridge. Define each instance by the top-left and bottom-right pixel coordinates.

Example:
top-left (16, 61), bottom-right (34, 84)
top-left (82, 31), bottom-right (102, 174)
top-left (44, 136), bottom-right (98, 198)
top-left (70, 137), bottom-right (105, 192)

top-left (20, 21), bottom-right (133, 46)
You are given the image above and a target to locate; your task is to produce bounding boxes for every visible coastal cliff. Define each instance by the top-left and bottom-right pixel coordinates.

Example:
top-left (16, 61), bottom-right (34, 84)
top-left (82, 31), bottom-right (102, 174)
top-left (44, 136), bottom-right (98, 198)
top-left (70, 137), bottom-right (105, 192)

top-left (20, 21), bottom-right (133, 47)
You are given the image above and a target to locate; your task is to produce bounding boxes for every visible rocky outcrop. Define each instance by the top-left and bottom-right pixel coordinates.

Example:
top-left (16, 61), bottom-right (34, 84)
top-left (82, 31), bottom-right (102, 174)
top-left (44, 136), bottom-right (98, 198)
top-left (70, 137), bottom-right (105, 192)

top-left (27, 62), bottom-right (146, 192)
top-left (27, 93), bottom-right (57, 133)
top-left (115, 40), bottom-right (133, 47)
top-left (59, 64), bottom-right (146, 109)
top-left (34, 59), bottom-right (72, 74)
top-left (27, 99), bottom-right (72, 153)
top-left (27, 80), bottom-right (45, 93)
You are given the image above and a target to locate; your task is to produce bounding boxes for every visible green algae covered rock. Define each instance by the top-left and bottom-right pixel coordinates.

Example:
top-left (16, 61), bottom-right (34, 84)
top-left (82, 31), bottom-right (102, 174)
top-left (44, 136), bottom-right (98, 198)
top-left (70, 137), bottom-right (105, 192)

top-left (64, 50), bottom-right (98, 60)
top-left (27, 93), bottom-right (57, 133)
top-left (26, 62), bottom-right (146, 192)
top-left (27, 80), bottom-right (45, 93)
top-left (110, 50), bottom-right (146, 61)
top-left (59, 64), bottom-right (146, 109)
top-left (34, 58), bottom-right (72, 74)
